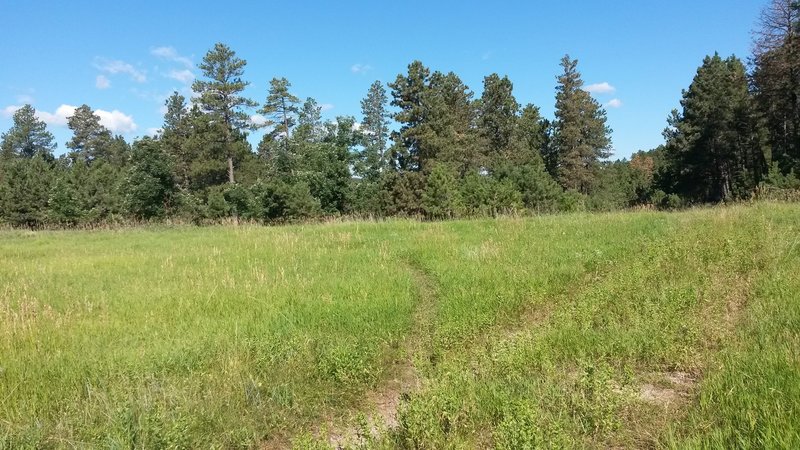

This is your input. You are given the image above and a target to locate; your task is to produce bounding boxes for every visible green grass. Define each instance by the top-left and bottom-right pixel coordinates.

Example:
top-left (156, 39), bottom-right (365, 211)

top-left (1, 203), bottom-right (798, 449)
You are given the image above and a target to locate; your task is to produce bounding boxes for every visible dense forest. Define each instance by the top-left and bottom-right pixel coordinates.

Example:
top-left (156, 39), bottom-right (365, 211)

top-left (1, 0), bottom-right (798, 227)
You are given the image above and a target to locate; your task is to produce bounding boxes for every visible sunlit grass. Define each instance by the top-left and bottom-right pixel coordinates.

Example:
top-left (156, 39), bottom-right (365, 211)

top-left (1, 203), bottom-right (798, 448)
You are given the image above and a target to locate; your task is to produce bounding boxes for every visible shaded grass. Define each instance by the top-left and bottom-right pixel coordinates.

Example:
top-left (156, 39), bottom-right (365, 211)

top-left (0, 203), bottom-right (798, 448)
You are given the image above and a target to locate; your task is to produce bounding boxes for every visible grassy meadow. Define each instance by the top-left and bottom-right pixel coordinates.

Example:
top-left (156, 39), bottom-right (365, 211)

top-left (1, 203), bottom-right (799, 449)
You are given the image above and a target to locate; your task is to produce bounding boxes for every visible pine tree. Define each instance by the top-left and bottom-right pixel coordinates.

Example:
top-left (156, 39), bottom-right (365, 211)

top-left (192, 43), bottom-right (257, 184)
top-left (478, 74), bottom-right (519, 168)
top-left (389, 61), bottom-right (430, 172)
top-left (358, 80), bottom-right (390, 180)
top-left (124, 138), bottom-right (176, 219)
top-left (552, 55), bottom-right (612, 194)
top-left (296, 97), bottom-right (323, 143)
top-left (258, 77), bottom-right (301, 147)
top-left (0, 105), bottom-right (56, 159)
top-left (752, 0), bottom-right (800, 172)
top-left (515, 104), bottom-right (549, 166)
top-left (662, 54), bottom-right (768, 202)
top-left (420, 71), bottom-right (479, 175)
top-left (0, 155), bottom-right (54, 227)
top-left (66, 105), bottom-right (113, 165)
top-left (160, 92), bottom-right (191, 189)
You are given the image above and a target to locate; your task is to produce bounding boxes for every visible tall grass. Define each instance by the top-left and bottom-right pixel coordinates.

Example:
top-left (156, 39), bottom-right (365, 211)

top-left (0, 203), bottom-right (798, 448)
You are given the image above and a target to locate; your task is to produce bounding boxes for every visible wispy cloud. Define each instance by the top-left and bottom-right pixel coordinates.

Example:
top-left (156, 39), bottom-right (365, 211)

top-left (36, 104), bottom-right (137, 133)
top-left (94, 58), bottom-right (147, 83)
top-left (151, 46), bottom-right (194, 69)
top-left (320, 103), bottom-right (334, 112)
top-left (350, 63), bottom-right (373, 74)
top-left (1, 105), bottom-right (22, 118)
top-left (606, 98), bottom-right (623, 108)
top-left (15, 94), bottom-right (34, 104)
top-left (585, 82), bottom-right (615, 94)
top-left (166, 69), bottom-right (195, 84)
top-left (96, 75), bottom-right (111, 89)
top-left (481, 51), bottom-right (492, 61)
top-left (146, 127), bottom-right (162, 137)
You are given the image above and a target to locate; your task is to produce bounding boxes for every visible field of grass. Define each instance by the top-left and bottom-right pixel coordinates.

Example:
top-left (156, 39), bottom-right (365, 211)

top-left (1, 203), bottom-right (799, 449)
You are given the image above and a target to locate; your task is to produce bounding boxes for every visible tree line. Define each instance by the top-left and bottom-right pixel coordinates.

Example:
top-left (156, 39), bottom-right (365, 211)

top-left (1, 0), bottom-right (798, 227)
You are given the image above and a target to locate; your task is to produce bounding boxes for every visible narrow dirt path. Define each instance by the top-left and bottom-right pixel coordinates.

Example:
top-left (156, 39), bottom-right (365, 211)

top-left (326, 259), bottom-right (439, 449)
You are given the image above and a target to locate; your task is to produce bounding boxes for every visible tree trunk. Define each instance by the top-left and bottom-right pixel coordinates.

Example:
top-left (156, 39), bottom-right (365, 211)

top-left (227, 156), bottom-right (235, 184)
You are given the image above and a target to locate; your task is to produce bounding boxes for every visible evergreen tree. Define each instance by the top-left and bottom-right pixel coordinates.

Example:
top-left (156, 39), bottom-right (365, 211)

top-left (515, 104), bottom-right (549, 166)
top-left (552, 55), bottom-right (612, 194)
top-left (662, 54), bottom-right (768, 202)
top-left (422, 163), bottom-right (462, 218)
top-left (66, 105), bottom-right (113, 165)
top-left (192, 42), bottom-right (257, 184)
top-left (478, 74), bottom-right (519, 168)
top-left (0, 155), bottom-right (54, 227)
top-left (358, 80), bottom-right (390, 180)
top-left (420, 71), bottom-right (480, 175)
top-left (259, 77), bottom-right (301, 147)
top-left (0, 105), bottom-right (56, 159)
top-left (751, 0), bottom-right (800, 172)
top-left (389, 61), bottom-right (431, 171)
top-left (124, 138), bottom-right (177, 219)
top-left (160, 92), bottom-right (192, 189)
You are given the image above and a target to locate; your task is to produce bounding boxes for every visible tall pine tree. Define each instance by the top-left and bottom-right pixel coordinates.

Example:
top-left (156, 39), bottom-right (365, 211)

top-left (0, 105), bottom-right (56, 160)
top-left (358, 80), bottom-right (390, 180)
top-left (552, 55), bottom-right (612, 194)
top-left (661, 54), bottom-right (768, 202)
top-left (192, 43), bottom-right (257, 184)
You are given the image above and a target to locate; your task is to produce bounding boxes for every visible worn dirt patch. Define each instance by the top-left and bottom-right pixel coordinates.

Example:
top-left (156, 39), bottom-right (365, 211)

top-left (324, 260), bottom-right (437, 449)
top-left (638, 371), bottom-right (696, 407)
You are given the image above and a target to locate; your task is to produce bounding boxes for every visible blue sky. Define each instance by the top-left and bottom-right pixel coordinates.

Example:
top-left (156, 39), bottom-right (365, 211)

top-left (0, 0), bottom-right (764, 160)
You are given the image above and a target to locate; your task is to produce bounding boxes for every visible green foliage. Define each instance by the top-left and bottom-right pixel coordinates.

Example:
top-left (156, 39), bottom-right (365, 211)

top-left (66, 104), bottom-right (114, 165)
top-left (553, 55), bottom-right (612, 194)
top-left (662, 54), bottom-right (768, 203)
top-left (192, 43), bottom-right (257, 184)
top-left (0, 155), bottom-right (53, 227)
top-left (258, 77), bottom-right (301, 145)
top-left (389, 61), bottom-right (431, 172)
top-left (3, 40), bottom-right (799, 227)
top-left (422, 164), bottom-right (462, 219)
top-left (478, 73), bottom-right (520, 168)
top-left (495, 162), bottom-right (563, 212)
top-left (380, 171), bottom-right (425, 216)
top-left (357, 81), bottom-right (390, 180)
top-left (0, 104), bottom-right (56, 159)
top-left (124, 138), bottom-right (176, 219)
top-left (48, 171), bottom-right (83, 225)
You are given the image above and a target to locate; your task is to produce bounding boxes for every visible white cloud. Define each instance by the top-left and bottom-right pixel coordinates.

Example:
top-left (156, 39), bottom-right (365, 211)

top-left (2, 105), bottom-right (22, 118)
top-left (96, 75), bottom-right (111, 89)
top-left (481, 51), bottom-right (492, 61)
top-left (167, 69), bottom-right (195, 84)
top-left (37, 104), bottom-right (76, 126)
top-left (606, 98), bottom-right (623, 108)
top-left (36, 104), bottom-right (137, 133)
top-left (350, 63), bottom-right (373, 74)
top-left (146, 127), bottom-right (162, 137)
top-left (585, 82), bottom-right (616, 94)
top-left (94, 58), bottom-right (147, 83)
top-left (320, 103), bottom-right (334, 112)
top-left (95, 109), bottom-right (138, 133)
top-left (151, 46), bottom-right (194, 69)
top-left (250, 114), bottom-right (268, 126)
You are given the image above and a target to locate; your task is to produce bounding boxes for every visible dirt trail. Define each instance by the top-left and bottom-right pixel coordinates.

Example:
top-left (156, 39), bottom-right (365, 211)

top-left (326, 259), bottom-right (438, 449)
